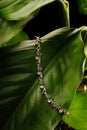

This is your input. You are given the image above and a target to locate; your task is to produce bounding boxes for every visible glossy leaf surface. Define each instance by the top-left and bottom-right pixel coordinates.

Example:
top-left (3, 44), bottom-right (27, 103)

top-left (0, 19), bottom-right (27, 46)
top-left (63, 91), bottom-right (87, 130)
top-left (0, 0), bottom-right (69, 27)
top-left (0, 27), bottom-right (86, 130)
top-left (6, 31), bottom-right (29, 46)
top-left (0, 0), bottom-right (55, 20)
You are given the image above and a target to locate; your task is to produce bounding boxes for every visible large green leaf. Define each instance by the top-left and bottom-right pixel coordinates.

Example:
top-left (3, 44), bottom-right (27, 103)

top-left (77, 0), bottom-right (87, 14)
top-left (0, 0), bottom-right (69, 27)
top-left (0, 29), bottom-right (29, 130)
top-left (6, 31), bottom-right (29, 46)
top-left (0, 12), bottom-right (37, 46)
top-left (0, 19), bottom-right (28, 46)
top-left (0, 0), bottom-right (55, 20)
top-left (0, 27), bottom-right (86, 130)
top-left (63, 91), bottom-right (87, 130)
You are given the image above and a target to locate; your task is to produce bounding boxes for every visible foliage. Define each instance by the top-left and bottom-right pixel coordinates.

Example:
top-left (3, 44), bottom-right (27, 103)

top-left (0, 0), bottom-right (87, 130)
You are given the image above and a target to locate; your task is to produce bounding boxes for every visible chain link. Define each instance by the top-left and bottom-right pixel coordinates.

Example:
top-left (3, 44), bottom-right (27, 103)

top-left (35, 36), bottom-right (69, 115)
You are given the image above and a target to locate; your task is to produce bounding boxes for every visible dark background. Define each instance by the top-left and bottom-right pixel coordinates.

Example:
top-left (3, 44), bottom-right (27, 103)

top-left (23, 0), bottom-right (87, 39)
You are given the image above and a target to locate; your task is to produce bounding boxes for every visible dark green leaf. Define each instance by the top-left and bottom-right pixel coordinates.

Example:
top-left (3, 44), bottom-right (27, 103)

top-left (0, 27), bottom-right (85, 130)
top-left (0, 17), bottom-right (31, 46)
top-left (0, 0), bottom-right (69, 27)
top-left (0, 20), bottom-right (21, 46)
top-left (0, 0), bottom-right (55, 20)
top-left (6, 31), bottom-right (29, 46)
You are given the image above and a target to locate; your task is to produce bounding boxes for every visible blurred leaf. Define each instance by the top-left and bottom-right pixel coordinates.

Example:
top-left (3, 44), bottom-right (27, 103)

top-left (0, 29), bottom-right (33, 130)
top-left (0, 11), bottom-right (38, 46)
top-left (76, 0), bottom-right (87, 14)
top-left (0, 0), bottom-right (55, 20)
top-left (63, 91), bottom-right (87, 130)
top-left (0, 0), bottom-right (69, 27)
top-left (0, 0), bottom-right (16, 8)
top-left (0, 0), bottom-right (40, 46)
top-left (0, 27), bottom-right (86, 130)
top-left (7, 31), bottom-right (29, 46)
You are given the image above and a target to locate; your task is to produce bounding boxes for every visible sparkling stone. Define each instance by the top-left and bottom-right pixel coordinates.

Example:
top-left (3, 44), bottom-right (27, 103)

top-left (59, 109), bottom-right (63, 113)
top-left (37, 59), bottom-right (41, 64)
top-left (50, 101), bottom-right (54, 106)
top-left (36, 51), bottom-right (40, 56)
top-left (38, 67), bottom-right (42, 72)
top-left (35, 56), bottom-right (39, 60)
top-left (47, 98), bottom-right (52, 104)
top-left (52, 104), bottom-right (56, 109)
top-left (84, 85), bottom-right (87, 91)
top-left (37, 71), bottom-right (41, 75)
top-left (43, 88), bottom-right (46, 92)
top-left (39, 79), bottom-right (44, 85)
top-left (37, 46), bottom-right (40, 50)
top-left (37, 63), bottom-right (40, 69)
top-left (35, 42), bottom-right (39, 46)
top-left (36, 36), bottom-right (40, 41)
top-left (39, 73), bottom-right (43, 80)
top-left (45, 94), bottom-right (49, 99)
top-left (65, 111), bottom-right (69, 115)
top-left (42, 88), bottom-right (46, 95)
top-left (40, 85), bottom-right (44, 89)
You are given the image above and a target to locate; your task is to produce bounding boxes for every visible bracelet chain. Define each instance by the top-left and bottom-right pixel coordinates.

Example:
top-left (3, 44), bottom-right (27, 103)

top-left (35, 36), bottom-right (69, 115)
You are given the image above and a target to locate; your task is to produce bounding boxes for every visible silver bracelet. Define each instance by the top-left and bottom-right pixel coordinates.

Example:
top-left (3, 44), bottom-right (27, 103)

top-left (35, 36), bottom-right (69, 115)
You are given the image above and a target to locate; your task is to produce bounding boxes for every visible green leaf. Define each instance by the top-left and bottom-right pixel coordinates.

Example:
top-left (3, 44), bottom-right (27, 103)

top-left (0, 0), bottom-right (69, 27)
top-left (0, 27), bottom-right (86, 130)
top-left (0, 19), bottom-right (21, 46)
top-left (76, 0), bottom-right (87, 14)
top-left (6, 31), bottom-right (29, 46)
top-left (0, 0), bottom-right (54, 46)
top-left (0, 16), bottom-right (32, 46)
top-left (63, 91), bottom-right (87, 130)
top-left (0, 0), bottom-right (16, 8)
top-left (0, 0), bottom-right (55, 20)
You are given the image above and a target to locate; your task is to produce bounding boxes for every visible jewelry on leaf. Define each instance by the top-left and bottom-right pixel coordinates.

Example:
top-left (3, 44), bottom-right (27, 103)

top-left (35, 36), bottom-right (69, 116)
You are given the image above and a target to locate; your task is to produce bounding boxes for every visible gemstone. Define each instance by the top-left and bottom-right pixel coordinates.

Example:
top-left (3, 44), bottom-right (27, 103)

top-left (37, 71), bottom-right (41, 75)
top-left (65, 111), bottom-right (69, 115)
top-left (39, 73), bottom-right (43, 78)
top-left (42, 88), bottom-right (46, 95)
top-left (84, 85), bottom-right (87, 91)
top-left (39, 78), bottom-right (44, 85)
top-left (40, 85), bottom-right (44, 89)
top-left (35, 42), bottom-right (39, 46)
top-left (36, 51), bottom-right (40, 56)
top-left (38, 67), bottom-right (42, 72)
top-left (59, 109), bottom-right (63, 113)
top-left (37, 59), bottom-right (41, 64)
top-left (47, 98), bottom-right (52, 104)
top-left (45, 94), bottom-right (49, 99)
top-left (35, 56), bottom-right (39, 60)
